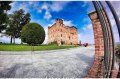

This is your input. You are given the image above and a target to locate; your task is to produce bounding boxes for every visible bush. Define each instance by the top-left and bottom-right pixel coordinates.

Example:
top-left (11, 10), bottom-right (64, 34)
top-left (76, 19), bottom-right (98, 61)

top-left (48, 41), bottom-right (57, 45)
top-left (21, 23), bottom-right (45, 45)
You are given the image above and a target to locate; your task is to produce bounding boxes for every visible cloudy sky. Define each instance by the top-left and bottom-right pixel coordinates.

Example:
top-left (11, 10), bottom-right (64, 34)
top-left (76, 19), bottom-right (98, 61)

top-left (0, 1), bottom-right (120, 44)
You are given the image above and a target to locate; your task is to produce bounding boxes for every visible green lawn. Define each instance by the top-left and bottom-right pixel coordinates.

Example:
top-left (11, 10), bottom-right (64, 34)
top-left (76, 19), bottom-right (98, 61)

top-left (0, 44), bottom-right (78, 51)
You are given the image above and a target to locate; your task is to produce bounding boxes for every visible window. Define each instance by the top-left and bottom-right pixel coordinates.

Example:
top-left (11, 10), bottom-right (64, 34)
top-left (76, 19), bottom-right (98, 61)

top-left (69, 36), bottom-right (70, 40)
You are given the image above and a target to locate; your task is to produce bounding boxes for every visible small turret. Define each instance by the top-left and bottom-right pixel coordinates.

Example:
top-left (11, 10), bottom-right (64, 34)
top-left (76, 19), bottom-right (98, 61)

top-left (56, 18), bottom-right (63, 24)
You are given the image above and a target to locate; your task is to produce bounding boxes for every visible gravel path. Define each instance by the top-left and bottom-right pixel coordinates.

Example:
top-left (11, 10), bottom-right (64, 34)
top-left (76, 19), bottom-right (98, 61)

top-left (0, 46), bottom-right (95, 78)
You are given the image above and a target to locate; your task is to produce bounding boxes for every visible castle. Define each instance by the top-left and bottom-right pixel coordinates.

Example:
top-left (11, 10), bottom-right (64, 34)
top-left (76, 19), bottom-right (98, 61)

top-left (48, 18), bottom-right (78, 45)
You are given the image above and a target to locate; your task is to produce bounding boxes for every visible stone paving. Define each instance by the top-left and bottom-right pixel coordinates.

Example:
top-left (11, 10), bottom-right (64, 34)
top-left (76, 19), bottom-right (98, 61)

top-left (0, 46), bottom-right (95, 78)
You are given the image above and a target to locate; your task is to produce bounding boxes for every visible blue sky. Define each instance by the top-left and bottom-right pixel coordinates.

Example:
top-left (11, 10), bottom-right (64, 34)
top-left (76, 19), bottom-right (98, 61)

top-left (0, 1), bottom-right (120, 44)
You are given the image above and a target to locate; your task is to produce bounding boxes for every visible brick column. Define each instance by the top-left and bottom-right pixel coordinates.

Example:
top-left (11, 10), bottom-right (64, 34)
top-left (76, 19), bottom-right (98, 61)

top-left (85, 11), bottom-right (104, 78)
top-left (85, 11), bottom-right (118, 78)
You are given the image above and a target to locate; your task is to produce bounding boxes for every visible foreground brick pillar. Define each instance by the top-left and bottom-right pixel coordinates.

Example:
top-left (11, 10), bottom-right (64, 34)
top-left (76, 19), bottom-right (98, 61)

top-left (85, 11), bottom-right (118, 78)
top-left (85, 11), bottom-right (104, 78)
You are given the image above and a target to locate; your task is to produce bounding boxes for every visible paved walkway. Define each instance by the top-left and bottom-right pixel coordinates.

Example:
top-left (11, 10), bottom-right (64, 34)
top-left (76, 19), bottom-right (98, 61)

top-left (0, 46), bottom-right (95, 78)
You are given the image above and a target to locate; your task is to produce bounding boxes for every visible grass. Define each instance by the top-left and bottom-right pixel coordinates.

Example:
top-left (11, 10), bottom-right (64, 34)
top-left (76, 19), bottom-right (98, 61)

top-left (0, 44), bottom-right (78, 51)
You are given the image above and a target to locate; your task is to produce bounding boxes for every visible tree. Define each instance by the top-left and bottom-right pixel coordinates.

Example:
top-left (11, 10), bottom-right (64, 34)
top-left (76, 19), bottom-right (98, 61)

top-left (15, 9), bottom-right (31, 38)
top-left (5, 9), bottom-right (31, 44)
top-left (5, 14), bottom-right (16, 43)
top-left (21, 23), bottom-right (45, 45)
top-left (0, 1), bottom-right (12, 32)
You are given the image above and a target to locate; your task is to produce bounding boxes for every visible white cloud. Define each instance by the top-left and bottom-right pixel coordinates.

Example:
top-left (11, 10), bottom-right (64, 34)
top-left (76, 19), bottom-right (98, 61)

top-left (110, 20), bottom-right (119, 43)
top-left (83, 1), bottom-right (120, 44)
top-left (8, 2), bottom-right (30, 14)
top-left (83, 27), bottom-right (86, 31)
top-left (41, 3), bottom-right (49, 10)
top-left (43, 27), bottom-right (48, 44)
top-left (81, 1), bottom-right (120, 44)
top-left (0, 33), bottom-right (21, 44)
top-left (111, 1), bottom-right (120, 17)
top-left (44, 11), bottom-right (52, 20)
top-left (38, 9), bottom-right (42, 13)
top-left (38, 1), bottom-right (69, 13)
top-left (103, 1), bottom-right (120, 43)
top-left (7, 2), bottom-right (18, 14)
top-left (29, 1), bottom-right (33, 5)
top-left (8, 1), bottom-right (69, 21)
top-left (81, 2), bottom-right (120, 44)
top-left (50, 1), bottom-right (69, 12)
top-left (82, 1), bottom-right (94, 13)
top-left (63, 20), bottom-right (74, 26)
top-left (83, 24), bottom-right (92, 31)
top-left (78, 33), bottom-right (94, 44)
top-left (40, 3), bottom-right (52, 20)
top-left (47, 19), bottom-right (55, 26)
top-left (48, 23), bottom-right (53, 27)
top-left (78, 24), bottom-right (94, 44)
top-left (10, 1), bottom-right (16, 7)
top-left (19, 3), bottom-right (29, 13)
top-left (40, 2), bottom-right (69, 20)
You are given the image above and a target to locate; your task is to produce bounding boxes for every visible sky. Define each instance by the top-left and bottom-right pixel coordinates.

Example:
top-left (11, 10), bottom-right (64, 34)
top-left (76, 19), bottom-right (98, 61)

top-left (0, 1), bottom-right (120, 44)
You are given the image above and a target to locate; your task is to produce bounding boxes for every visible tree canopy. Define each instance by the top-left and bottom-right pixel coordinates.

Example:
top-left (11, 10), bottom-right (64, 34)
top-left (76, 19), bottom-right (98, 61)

top-left (21, 23), bottom-right (45, 45)
top-left (0, 1), bottom-right (12, 32)
top-left (6, 9), bottom-right (31, 43)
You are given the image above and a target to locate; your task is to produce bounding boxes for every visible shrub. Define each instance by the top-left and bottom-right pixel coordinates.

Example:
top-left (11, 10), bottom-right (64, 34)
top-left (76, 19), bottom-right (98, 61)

top-left (21, 23), bottom-right (45, 45)
top-left (48, 41), bottom-right (57, 45)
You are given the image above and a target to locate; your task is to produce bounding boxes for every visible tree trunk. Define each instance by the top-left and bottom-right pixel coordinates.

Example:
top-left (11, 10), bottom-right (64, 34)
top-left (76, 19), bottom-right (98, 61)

top-left (21, 39), bottom-right (23, 44)
top-left (10, 36), bottom-right (12, 44)
top-left (13, 36), bottom-right (15, 44)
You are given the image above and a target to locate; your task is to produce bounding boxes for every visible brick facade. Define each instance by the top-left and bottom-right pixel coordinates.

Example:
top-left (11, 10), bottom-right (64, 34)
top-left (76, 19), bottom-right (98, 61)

top-left (48, 18), bottom-right (78, 45)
